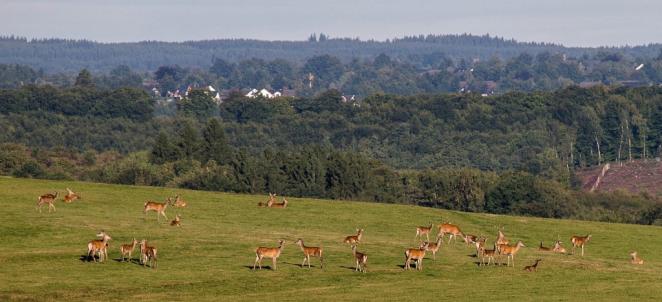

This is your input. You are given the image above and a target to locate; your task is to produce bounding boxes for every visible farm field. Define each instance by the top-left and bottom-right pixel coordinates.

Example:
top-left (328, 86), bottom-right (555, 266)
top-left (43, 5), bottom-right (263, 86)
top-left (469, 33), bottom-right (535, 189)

top-left (0, 177), bottom-right (661, 301)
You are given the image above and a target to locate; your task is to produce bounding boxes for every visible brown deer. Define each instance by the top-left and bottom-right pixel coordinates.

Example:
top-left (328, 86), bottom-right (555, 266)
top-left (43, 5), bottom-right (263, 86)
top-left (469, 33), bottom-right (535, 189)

top-left (553, 240), bottom-right (567, 254)
top-left (253, 240), bottom-right (284, 270)
top-left (422, 236), bottom-right (443, 260)
top-left (143, 198), bottom-right (172, 221)
top-left (257, 193), bottom-right (276, 207)
top-left (630, 251), bottom-right (644, 265)
top-left (571, 235), bottom-right (591, 256)
top-left (463, 234), bottom-right (479, 246)
top-left (87, 231), bottom-right (112, 262)
top-left (405, 242), bottom-right (429, 270)
top-left (524, 259), bottom-right (542, 272)
top-left (479, 245), bottom-right (497, 266)
top-left (270, 197), bottom-right (288, 208)
top-left (538, 241), bottom-right (552, 252)
top-left (139, 239), bottom-right (157, 269)
top-left (415, 223), bottom-right (433, 242)
top-left (170, 214), bottom-right (182, 227)
top-left (497, 241), bottom-right (525, 267)
top-left (473, 237), bottom-right (487, 257)
top-left (63, 188), bottom-right (80, 203)
top-left (351, 244), bottom-right (368, 273)
top-left (120, 238), bottom-right (138, 262)
top-left (437, 222), bottom-right (464, 244)
top-left (344, 229), bottom-right (364, 245)
top-left (295, 239), bottom-right (323, 269)
top-left (172, 195), bottom-right (187, 207)
top-left (36, 192), bottom-right (58, 213)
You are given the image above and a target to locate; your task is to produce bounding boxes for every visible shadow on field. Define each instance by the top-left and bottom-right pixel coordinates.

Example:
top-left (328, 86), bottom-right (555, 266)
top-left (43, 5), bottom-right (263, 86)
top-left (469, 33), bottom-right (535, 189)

top-left (112, 258), bottom-right (144, 266)
top-left (339, 265), bottom-right (358, 271)
top-left (244, 265), bottom-right (275, 271)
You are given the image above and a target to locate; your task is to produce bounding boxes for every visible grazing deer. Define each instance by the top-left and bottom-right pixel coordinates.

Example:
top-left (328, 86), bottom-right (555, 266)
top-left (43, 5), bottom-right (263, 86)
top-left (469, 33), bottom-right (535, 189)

top-left (257, 193), bottom-right (276, 207)
top-left (524, 259), bottom-right (542, 272)
top-left (63, 188), bottom-right (80, 203)
top-left (422, 236), bottom-right (443, 260)
top-left (170, 214), bottom-right (182, 227)
top-left (538, 241), bottom-right (552, 252)
top-left (415, 224), bottom-right (433, 242)
top-left (497, 241), bottom-right (525, 267)
top-left (571, 235), bottom-right (591, 256)
top-left (36, 192), bottom-right (58, 213)
top-left (553, 240), bottom-right (567, 254)
top-left (295, 239), bottom-right (323, 269)
top-left (437, 222), bottom-right (464, 244)
top-left (405, 242), bottom-right (429, 270)
top-left (630, 251), bottom-right (644, 265)
top-left (479, 245), bottom-right (497, 266)
top-left (351, 244), bottom-right (368, 273)
top-left (143, 198), bottom-right (172, 221)
top-left (270, 197), bottom-right (288, 208)
top-left (172, 195), bottom-right (187, 207)
top-left (253, 240), bottom-right (284, 270)
top-left (344, 229), bottom-right (364, 244)
top-left (120, 238), bottom-right (138, 262)
top-left (87, 231), bottom-right (112, 262)
top-left (139, 239), bottom-right (157, 269)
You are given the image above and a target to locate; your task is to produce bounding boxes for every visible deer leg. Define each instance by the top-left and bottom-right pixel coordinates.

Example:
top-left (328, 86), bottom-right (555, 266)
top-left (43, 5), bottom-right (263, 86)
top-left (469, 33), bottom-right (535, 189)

top-left (426, 233), bottom-right (430, 242)
top-left (162, 211), bottom-right (168, 221)
top-left (253, 256), bottom-right (259, 270)
top-left (272, 258), bottom-right (277, 270)
top-left (581, 245), bottom-right (584, 256)
top-left (51, 203), bottom-right (56, 212)
top-left (307, 256), bottom-right (311, 268)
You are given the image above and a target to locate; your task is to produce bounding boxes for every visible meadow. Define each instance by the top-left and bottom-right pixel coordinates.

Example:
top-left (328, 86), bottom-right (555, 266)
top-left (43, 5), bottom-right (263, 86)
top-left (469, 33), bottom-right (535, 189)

top-left (0, 176), bottom-right (660, 301)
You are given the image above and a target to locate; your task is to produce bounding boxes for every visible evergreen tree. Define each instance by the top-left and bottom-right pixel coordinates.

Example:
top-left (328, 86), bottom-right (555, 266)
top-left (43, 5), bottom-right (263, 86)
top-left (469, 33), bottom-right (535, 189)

top-left (74, 69), bottom-right (94, 87)
top-left (177, 122), bottom-right (201, 160)
top-left (150, 132), bottom-right (178, 164)
top-left (201, 118), bottom-right (232, 164)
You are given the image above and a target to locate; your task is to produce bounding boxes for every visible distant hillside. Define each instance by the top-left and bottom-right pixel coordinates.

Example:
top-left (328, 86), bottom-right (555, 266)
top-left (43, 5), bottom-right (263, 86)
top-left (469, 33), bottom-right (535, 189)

top-left (1, 34), bottom-right (661, 72)
top-left (576, 160), bottom-right (662, 196)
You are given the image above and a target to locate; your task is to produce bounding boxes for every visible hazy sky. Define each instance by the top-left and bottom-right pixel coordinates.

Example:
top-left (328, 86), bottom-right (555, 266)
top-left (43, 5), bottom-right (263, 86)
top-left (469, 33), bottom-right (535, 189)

top-left (2, 0), bottom-right (660, 47)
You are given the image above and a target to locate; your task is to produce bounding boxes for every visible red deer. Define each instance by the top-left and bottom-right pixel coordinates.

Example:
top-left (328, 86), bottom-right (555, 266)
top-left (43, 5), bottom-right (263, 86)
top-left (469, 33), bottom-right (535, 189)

top-left (415, 224), bottom-right (433, 242)
top-left (63, 188), bottom-right (80, 203)
top-left (497, 241), bottom-right (525, 267)
top-left (36, 192), bottom-right (58, 213)
top-left (463, 234), bottom-right (479, 246)
top-left (630, 251), bottom-right (644, 265)
top-left (351, 244), bottom-right (368, 273)
top-left (343, 229), bottom-right (364, 245)
top-left (571, 235), bottom-right (591, 256)
top-left (422, 237), bottom-right (443, 260)
top-left (437, 221), bottom-right (464, 244)
top-left (172, 195), bottom-right (187, 207)
top-left (270, 197), bottom-right (288, 208)
top-left (143, 198), bottom-right (172, 221)
top-left (139, 239), bottom-right (157, 269)
top-left (405, 242), bottom-right (429, 270)
top-left (253, 240), bottom-right (284, 270)
top-left (479, 245), bottom-right (497, 266)
top-left (257, 193), bottom-right (276, 207)
top-left (170, 214), bottom-right (182, 227)
top-left (553, 240), bottom-right (567, 254)
top-left (120, 238), bottom-right (138, 262)
top-left (524, 259), bottom-right (542, 272)
top-left (295, 239), bottom-right (323, 269)
top-left (87, 231), bottom-right (112, 262)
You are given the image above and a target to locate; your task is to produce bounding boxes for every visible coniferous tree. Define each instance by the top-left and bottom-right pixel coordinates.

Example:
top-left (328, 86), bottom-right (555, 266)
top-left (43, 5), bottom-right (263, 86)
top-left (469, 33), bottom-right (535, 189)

top-left (201, 118), bottom-right (232, 164)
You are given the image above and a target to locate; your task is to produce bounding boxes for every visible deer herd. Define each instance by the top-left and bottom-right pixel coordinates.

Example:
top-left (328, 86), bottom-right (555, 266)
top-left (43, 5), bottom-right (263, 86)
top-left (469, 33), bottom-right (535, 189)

top-left (36, 189), bottom-right (647, 272)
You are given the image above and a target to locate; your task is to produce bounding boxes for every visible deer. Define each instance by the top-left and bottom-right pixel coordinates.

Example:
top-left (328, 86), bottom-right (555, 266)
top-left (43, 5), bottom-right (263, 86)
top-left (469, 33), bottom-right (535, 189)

top-left (422, 236), bottom-right (443, 260)
top-left (139, 239), bottom-right (157, 269)
top-left (524, 259), bottom-right (542, 272)
top-left (170, 214), bottom-right (182, 227)
top-left (172, 195), bottom-right (187, 207)
top-left (497, 241), bottom-right (525, 267)
top-left (143, 197), bottom-right (172, 221)
top-left (87, 231), bottom-right (112, 262)
top-left (120, 238), bottom-right (138, 262)
top-left (473, 237), bottom-right (487, 257)
top-left (437, 222), bottom-right (464, 244)
top-left (270, 197), bottom-right (288, 208)
top-left (553, 240), bottom-right (567, 254)
top-left (63, 188), bottom-right (80, 203)
top-left (295, 239), bottom-right (323, 269)
top-left (538, 241), bottom-right (552, 252)
top-left (253, 240), bottom-right (284, 270)
top-left (415, 223), bottom-right (433, 242)
top-left (257, 193), bottom-right (276, 207)
top-left (495, 228), bottom-right (510, 254)
top-left (405, 242), bottom-right (429, 270)
top-left (351, 244), bottom-right (368, 273)
top-left (630, 251), bottom-right (644, 265)
top-left (479, 245), bottom-right (497, 266)
top-left (344, 229), bottom-right (364, 245)
top-left (571, 235), bottom-right (591, 256)
top-left (463, 234), bottom-right (479, 246)
top-left (36, 192), bottom-right (58, 213)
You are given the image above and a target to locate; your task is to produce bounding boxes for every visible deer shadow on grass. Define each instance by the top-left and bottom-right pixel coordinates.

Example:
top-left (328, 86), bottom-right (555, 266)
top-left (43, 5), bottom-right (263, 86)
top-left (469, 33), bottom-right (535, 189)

top-left (244, 265), bottom-right (275, 271)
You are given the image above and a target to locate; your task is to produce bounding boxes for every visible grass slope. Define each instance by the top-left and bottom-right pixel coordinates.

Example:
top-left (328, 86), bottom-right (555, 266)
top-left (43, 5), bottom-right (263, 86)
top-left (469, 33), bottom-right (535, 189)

top-left (0, 177), bottom-right (661, 301)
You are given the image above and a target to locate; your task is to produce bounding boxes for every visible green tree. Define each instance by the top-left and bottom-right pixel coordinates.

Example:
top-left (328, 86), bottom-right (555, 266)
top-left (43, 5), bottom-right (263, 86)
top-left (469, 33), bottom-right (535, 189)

top-left (74, 69), bottom-right (94, 88)
top-left (201, 119), bottom-right (232, 164)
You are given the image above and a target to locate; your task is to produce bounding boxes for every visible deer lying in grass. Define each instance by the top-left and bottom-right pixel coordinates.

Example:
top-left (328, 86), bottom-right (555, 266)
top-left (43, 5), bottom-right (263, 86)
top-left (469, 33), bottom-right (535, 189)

top-left (144, 198), bottom-right (172, 221)
top-left (257, 193), bottom-right (276, 207)
top-left (351, 244), bottom-right (368, 273)
top-left (253, 240), bottom-right (284, 270)
top-left (36, 192), bottom-right (58, 213)
top-left (571, 235), bottom-right (591, 256)
top-left (120, 238), bottom-right (138, 262)
top-left (538, 241), bottom-right (552, 252)
top-left (87, 231), bottom-right (112, 262)
top-left (63, 188), bottom-right (80, 203)
top-left (139, 239), bottom-right (157, 269)
top-left (344, 229), bottom-right (364, 245)
top-left (270, 197), bottom-right (288, 208)
top-left (415, 224), bottom-right (433, 242)
top-left (630, 251), bottom-right (644, 265)
top-left (172, 195), bottom-right (187, 207)
top-left (422, 237), bottom-right (443, 260)
top-left (405, 242), bottom-right (429, 270)
top-left (524, 259), bottom-right (542, 272)
top-left (437, 222), bottom-right (464, 244)
top-left (295, 239), bottom-right (323, 269)
top-left (497, 241), bottom-right (525, 267)
top-left (553, 240), bottom-right (567, 254)
top-left (170, 214), bottom-right (182, 227)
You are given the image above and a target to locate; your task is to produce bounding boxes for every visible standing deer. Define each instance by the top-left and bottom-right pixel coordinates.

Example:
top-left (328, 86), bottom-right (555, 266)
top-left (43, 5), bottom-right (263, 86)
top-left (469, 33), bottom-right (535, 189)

top-left (437, 222), bottom-right (464, 244)
top-left (36, 192), bottom-right (58, 213)
top-left (405, 242), bottom-right (429, 270)
top-left (295, 239), bottom-right (323, 269)
top-left (172, 195), bottom-right (187, 207)
top-left (571, 235), bottom-right (591, 256)
top-left (270, 197), bottom-right (288, 208)
top-left (630, 251), bottom-right (644, 265)
top-left (170, 214), bottom-right (182, 227)
top-left (63, 188), bottom-right (80, 203)
top-left (143, 198), bottom-right (172, 221)
top-left (553, 240), bottom-right (567, 254)
top-left (139, 239), bottom-right (157, 269)
top-left (253, 240), bottom-right (284, 270)
top-left (120, 238), bottom-right (138, 262)
top-left (351, 244), bottom-right (368, 273)
top-left (497, 241), bottom-right (525, 267)
top-left (87, 231), bottom-right (112, 262)
top-left (474, 237), bottom-right (487, 257)
top-left (479, 245), bottom-right (497, 266)
top-left (463, 234), bottom-right (479, 246)
top-left (524, 259), bottom-right (542, 272)
top-left (415, 224), bottom-right (433, 242)
top-left (344, 229), bottom-right (364, 245)
top-left (422, 236), bottom-right (443, 260)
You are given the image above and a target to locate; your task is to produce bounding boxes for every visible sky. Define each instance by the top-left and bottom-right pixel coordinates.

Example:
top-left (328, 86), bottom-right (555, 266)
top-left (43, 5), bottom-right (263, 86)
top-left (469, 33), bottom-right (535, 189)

top-left (1, 0), bottom-right (661, 47)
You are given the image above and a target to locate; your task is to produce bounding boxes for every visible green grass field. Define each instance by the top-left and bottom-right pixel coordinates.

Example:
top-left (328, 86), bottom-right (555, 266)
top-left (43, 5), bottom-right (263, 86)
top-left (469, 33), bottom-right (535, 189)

top-left (1, 177), bottom-right (661, 301)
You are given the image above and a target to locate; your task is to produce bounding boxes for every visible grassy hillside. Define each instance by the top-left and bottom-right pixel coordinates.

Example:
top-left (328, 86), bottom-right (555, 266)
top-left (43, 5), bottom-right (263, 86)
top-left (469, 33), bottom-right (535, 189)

top-left (0, 177), bottom-right (661, 301)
